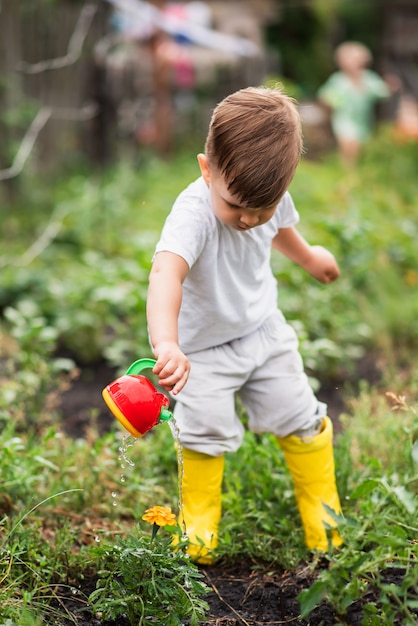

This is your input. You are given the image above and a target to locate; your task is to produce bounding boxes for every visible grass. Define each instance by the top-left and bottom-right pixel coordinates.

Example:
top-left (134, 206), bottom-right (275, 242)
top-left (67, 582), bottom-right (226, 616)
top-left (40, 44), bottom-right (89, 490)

top-left (0, 131), bottom-right (418, 623)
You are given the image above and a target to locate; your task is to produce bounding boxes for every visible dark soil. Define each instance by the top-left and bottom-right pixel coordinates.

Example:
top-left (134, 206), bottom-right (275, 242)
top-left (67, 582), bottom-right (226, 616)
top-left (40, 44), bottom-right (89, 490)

top-left (52, 563), bottom-right (339, 625)
top-left (52, 561), bottom-right (412, 625)
top-left (54, 357), bottom-right (393, 625)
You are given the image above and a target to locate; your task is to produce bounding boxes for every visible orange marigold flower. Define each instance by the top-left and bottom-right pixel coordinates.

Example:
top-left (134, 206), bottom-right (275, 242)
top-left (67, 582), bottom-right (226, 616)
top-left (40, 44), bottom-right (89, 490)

top-left (142, 506), bottom-right (176, 527)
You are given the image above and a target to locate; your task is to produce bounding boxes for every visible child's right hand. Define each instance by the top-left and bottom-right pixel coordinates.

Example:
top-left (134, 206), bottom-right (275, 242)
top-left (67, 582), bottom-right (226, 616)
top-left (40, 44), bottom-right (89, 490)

top-left (152, 341), bottom-right (191, 395)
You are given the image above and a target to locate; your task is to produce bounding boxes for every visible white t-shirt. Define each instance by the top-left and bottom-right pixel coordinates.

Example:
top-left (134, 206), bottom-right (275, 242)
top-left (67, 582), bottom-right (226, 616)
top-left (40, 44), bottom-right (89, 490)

top-left (154, 177), bottom-right (299, 353)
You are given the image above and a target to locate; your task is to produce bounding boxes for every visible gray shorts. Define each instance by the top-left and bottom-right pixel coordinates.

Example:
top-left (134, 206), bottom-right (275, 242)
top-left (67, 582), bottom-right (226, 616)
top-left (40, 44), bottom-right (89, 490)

top-left (173, 310), bottom-right (326, 456)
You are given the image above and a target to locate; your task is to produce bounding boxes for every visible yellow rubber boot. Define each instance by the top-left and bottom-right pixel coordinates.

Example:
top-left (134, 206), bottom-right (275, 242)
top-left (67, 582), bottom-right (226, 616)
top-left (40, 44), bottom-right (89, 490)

top-left (178, 448), bottom-right (224, 565)
top-left (277, 417), bottom-right (343, 551)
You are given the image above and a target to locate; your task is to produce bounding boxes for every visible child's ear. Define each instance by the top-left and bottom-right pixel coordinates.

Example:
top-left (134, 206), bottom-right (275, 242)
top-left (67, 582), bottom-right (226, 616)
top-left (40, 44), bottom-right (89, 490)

top-left (197, 153), bottom-right (211, 186)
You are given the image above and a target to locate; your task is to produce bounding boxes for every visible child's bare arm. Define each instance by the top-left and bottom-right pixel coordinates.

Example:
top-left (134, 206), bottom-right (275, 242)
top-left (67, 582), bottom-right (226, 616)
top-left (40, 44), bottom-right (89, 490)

top-left (147, 251), bottom-right (191, 394)
top-left (272, 226), bottom-right (340, 283)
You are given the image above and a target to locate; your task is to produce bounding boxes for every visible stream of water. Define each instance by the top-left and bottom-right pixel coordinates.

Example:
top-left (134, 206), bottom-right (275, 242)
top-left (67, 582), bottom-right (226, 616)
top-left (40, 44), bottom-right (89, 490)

top-left (114, 418), bottom-right (187, 539)
top-left (168, 417), bottom-right (188, 539)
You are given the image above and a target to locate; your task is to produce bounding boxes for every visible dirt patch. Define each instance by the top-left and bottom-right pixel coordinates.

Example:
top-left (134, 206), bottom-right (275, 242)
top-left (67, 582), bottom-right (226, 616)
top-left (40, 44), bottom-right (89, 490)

top-left (51, 560), bottom-right (414, 625)
top-left (59, 362), bottom-right (118, 438)
top-left (198, 562), bottom-right (341, 625)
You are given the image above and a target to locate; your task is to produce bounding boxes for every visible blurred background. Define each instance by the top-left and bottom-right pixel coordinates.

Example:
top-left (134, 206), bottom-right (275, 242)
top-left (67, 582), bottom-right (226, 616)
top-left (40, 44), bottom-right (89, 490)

top-left (1, 0), bottom-right (417, 175)
top-left (1, 0), bottom-right (417, 436)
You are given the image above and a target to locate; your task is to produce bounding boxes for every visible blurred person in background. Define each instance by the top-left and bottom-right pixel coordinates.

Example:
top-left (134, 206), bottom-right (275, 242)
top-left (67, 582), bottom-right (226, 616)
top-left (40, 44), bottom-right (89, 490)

top-left (318, 41), bottom-right (401, 166)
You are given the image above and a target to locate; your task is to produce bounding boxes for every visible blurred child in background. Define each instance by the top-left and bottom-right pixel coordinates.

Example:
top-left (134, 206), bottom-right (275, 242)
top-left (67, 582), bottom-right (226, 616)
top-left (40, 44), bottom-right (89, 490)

top-left (318, 41), bottom-right (400, 166)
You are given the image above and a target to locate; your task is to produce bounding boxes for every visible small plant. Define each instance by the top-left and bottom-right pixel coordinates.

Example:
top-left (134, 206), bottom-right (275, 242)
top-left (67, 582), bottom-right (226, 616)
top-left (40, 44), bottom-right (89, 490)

top-left (89, 505), bottom-right (210, 625)
top-left (0, 489), bottom-right (85, 625)
top-left (0, 300), bottom-right (75, 432)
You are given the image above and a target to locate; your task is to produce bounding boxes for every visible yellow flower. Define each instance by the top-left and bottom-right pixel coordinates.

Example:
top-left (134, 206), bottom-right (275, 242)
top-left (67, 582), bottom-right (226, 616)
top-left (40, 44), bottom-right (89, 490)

top-left (142, 506), bottom-right (176, 527)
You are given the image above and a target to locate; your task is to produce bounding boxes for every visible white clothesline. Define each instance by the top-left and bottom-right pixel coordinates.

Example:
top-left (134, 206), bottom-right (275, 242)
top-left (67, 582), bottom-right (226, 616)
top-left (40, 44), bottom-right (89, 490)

top-left (107, 0), bottom-right (260, 57)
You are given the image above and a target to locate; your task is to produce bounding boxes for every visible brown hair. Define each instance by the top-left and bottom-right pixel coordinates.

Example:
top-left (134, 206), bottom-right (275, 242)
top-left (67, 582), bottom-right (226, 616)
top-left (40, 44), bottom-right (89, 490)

top-left (204, 86), bottom-right (303, 209)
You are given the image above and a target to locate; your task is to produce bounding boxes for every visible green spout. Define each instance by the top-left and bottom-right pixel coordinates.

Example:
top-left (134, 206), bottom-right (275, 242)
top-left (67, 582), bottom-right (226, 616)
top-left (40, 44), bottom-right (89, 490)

top-left (159, 407), bottom-right (173, 422)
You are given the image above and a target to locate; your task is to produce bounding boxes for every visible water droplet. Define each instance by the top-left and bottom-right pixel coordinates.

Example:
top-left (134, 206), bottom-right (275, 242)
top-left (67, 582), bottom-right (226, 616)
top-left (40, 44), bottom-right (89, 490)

top-left (112, 501), bottom-right (118, 507)
top-left (116, 434), bottom-right (137, 481)
top-left (94, 536), bottom-right (101, 543)
top-left (111, 492), bottom-right (118, 498)
top-left (120, 475), bottom-right (126, 483)
top-left (71, 587), bottom-right (78, 595)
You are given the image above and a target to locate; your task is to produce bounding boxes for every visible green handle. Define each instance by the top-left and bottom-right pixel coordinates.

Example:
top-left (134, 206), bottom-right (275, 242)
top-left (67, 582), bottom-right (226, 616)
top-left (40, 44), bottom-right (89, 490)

top-left (125, 358), bottom-right (156, 376)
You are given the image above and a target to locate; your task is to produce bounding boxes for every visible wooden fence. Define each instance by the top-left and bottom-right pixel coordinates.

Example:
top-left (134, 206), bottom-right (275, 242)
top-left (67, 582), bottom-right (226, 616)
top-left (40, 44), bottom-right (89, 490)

top-left (0, 0), bottom-right (274, 176)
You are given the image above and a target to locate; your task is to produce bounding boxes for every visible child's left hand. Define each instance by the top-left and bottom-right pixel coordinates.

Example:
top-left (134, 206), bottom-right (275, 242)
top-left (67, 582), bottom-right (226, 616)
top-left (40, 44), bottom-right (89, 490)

top-left (304, 245), bottom-right (340, 283)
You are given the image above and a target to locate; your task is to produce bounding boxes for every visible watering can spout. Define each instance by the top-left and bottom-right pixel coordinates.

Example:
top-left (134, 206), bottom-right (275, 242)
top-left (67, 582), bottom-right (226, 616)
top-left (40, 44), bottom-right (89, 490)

top-left (102, 358), bottom-right (173, 438)
top-left (159, 407), bottom-right (173, 422)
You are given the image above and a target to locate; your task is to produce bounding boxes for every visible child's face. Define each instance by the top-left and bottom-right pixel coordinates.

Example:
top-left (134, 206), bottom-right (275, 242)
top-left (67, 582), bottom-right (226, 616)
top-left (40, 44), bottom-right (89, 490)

top-left (197, 154), bottom-right (277, 230)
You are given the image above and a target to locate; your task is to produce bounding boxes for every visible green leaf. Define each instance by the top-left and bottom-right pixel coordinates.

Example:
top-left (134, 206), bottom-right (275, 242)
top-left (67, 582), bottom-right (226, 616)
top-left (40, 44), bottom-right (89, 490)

top-left (298, 580), bottom-right (327, 618)
top-left (151, 522), bottom-right (160, 542)
top-left (33, 455), bottom-right (59, 471)
top-left (350, 479), bottom-right (379, 499)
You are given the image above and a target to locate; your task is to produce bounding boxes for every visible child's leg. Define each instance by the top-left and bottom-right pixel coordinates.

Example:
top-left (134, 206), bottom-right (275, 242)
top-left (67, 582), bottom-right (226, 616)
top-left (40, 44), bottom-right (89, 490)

top-left (276, 416), bottom-right (342, 551)
top-left (337, 135), bottom-right (361, 167)
top-left (178, 448), bottom-right (224, 564)
top-left (171, 347), bottom-right (246, 564)
top-left (236, 312), bottom-right (343, 551)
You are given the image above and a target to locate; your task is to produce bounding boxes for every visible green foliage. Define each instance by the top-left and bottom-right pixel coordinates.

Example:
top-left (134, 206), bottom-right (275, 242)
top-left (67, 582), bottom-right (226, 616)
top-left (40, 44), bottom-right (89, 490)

top-left (298, 390), bottom-right (418, 623)
top-left (280, 130), bottom-right (418, 375)
top-left (0, 487), bottom-right (87, 624)
top-left (0, 300), bottom-right (74, 433)
top-left (299, 478), bottom-right (418, 622)
top-left (2, 132), bottom-right (418, 381)
top-left (1, 156), bottom-right (198, 368)
top-left (0, 386), bottom-right (417, 623)
top-left (89, 526), bottom-right (209, 625)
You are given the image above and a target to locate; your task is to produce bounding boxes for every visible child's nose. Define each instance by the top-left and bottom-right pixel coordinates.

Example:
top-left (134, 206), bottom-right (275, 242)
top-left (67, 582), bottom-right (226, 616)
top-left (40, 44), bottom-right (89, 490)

top-left (240, 212), bottom-right (259, 227)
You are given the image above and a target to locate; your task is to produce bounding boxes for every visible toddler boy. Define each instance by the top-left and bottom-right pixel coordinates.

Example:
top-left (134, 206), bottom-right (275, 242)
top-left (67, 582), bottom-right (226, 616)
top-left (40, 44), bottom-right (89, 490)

top-left (147, 86), bottom-right (342, 563)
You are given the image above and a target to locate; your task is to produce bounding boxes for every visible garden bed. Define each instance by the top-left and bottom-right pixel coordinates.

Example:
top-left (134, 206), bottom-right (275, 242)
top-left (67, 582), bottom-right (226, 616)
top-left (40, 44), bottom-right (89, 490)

top-left (52, 561), bottom-right (413, 625)
top-left (49, 358), bottom-right (416, 626)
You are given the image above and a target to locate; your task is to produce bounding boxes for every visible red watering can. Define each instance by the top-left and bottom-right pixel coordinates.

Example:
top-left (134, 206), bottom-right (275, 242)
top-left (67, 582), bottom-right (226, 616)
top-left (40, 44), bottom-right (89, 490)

top-left (102, 358), bottom-right (172, 438)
